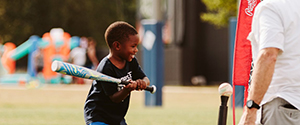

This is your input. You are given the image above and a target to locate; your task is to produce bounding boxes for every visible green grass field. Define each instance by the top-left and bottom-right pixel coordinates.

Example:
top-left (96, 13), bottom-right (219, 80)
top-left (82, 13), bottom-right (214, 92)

top-left (0, 84), bottom-right (243, 125)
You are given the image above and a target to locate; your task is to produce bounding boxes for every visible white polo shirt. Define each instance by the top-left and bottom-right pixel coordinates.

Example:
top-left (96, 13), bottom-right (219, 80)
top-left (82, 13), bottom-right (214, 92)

top-left (248, 0), bottom-right (300, 110)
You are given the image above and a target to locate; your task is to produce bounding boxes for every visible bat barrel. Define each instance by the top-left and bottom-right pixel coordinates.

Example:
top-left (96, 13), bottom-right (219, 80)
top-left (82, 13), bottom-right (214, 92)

top-left (51, 60), bottom-right (59, 72)
top-left (52, 60), bottom-right (156, 94)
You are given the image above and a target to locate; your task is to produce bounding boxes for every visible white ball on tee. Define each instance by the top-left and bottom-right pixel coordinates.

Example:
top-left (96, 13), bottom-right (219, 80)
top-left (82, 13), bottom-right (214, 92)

top-left (218, 82), bottom-right (233, 97)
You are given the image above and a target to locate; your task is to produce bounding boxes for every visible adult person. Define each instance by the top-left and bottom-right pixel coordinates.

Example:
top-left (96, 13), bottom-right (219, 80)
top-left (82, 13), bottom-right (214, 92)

top-left (239, 0), bottom-right (300, 124)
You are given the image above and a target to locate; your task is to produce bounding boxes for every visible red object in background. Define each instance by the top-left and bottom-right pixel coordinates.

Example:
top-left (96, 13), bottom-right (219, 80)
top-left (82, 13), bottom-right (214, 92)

top-left (1, 42), bottom-right (16, 74)
top-left (232, 0), bottom-right (261, 125)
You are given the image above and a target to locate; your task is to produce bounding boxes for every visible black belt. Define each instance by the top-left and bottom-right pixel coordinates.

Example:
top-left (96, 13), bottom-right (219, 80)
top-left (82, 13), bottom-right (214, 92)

top-left (283, 104), bottom-right (297, 109)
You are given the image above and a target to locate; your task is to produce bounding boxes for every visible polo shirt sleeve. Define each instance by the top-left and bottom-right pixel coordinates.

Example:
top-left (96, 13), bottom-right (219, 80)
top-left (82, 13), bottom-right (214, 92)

top-left (255, 3), bottom-right (285, 51)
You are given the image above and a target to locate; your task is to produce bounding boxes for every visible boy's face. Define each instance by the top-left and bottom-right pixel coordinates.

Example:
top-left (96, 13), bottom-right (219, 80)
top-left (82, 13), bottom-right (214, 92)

top-left (119, 34), bottom-right (139, 62)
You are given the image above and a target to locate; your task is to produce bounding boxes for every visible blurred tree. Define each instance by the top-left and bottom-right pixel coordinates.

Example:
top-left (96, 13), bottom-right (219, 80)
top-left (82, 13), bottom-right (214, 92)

top-left (0, 0), bottom-right (137, 47)
top-left (200, 0), bottom-right (237, 28)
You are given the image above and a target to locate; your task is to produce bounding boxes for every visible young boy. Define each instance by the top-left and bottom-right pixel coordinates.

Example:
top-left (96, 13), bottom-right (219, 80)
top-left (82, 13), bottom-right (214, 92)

top-left (84, 21), bottom-right (150, 125)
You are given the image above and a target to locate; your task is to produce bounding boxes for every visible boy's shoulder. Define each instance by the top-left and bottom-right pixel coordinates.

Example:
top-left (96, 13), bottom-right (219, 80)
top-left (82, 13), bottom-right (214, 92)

top-left (127, 57), bottom-right (139, 67)
top-left (97, 56), bottom-right (113, 72)
top-left (97, 56), bottom-right (140, 72)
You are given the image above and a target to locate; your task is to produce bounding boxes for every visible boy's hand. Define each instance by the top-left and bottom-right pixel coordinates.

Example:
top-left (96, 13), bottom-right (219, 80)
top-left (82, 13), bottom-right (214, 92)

top-left (124, 80), bottom-right (137, 91)
top-left (124, 77), bottom-right (150, 91)
top-left (136, 79), bottom-right (147, 90)
top-left (123, 79), bottom-right (148, 91)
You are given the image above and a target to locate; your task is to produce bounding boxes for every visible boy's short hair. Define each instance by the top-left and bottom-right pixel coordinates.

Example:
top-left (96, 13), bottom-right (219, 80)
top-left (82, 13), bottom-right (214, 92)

top-left (105, 21), bottom-right (138, 48)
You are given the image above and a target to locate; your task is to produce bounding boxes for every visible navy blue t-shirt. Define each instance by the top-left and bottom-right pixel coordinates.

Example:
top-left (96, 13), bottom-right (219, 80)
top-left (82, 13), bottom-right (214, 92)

top-left (84, 56), bottom-right (146, 125)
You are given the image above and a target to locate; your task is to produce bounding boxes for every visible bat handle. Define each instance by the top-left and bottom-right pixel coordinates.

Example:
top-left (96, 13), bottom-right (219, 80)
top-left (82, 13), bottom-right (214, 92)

top-left (120, 80), bottom-right (156, 94)
top-left (120, 80), bottom-right (131, 85)
top-left (145, 85), bottom-right (156, 94)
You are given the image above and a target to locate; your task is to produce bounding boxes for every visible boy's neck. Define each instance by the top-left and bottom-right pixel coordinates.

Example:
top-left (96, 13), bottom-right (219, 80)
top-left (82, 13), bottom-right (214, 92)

top-left (108, 53), bottom-right (126, 69)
